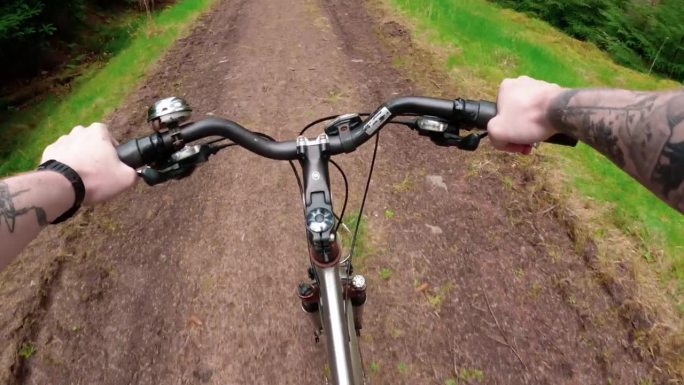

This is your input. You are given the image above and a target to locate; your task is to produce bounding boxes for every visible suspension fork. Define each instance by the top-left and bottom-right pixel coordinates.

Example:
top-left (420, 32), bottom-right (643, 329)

top-left (297, 239), bottom-right (362, 384)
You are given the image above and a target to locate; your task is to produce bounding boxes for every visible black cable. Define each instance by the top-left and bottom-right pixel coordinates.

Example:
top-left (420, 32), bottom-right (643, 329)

top-left (209, 143), bottom-right (238, 152)
top-left (300, 114), bottom-right (342, 135)
top-left (349, 131), bottom-right (380, 261)
top-left (288, 160), bottom-right (304, 197)
top-left (254, 132), bottom-right (303, 197)
top-left (330, 159), bottom-right (348, 234)
top-left (253, 129), bottom-right (311, 252)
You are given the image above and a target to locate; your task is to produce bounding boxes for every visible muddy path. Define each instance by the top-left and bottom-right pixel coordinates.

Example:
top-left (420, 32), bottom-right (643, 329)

top-left (0, 0), bottom-right (658, 384)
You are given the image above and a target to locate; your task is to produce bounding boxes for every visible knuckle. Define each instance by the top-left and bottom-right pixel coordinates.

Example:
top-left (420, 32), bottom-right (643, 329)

top-left (487, 116), bottom-right (500, 131)
top-left (95, 124), bottom-right (112, 138)
top-left (90, 122), bottom-right (107, 131)
top-left (499, 78), bottom-right (515, 93)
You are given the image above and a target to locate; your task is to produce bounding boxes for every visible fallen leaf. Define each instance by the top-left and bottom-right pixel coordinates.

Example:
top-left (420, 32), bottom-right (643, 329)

top-left (188, 315), bottom-right (203, 327)
top-left (416, 283), bottom-right (429, 292)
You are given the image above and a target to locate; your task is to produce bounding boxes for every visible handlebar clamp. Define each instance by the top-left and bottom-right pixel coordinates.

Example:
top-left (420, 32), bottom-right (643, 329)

top-left (324, 113), bottom-right (362, 154)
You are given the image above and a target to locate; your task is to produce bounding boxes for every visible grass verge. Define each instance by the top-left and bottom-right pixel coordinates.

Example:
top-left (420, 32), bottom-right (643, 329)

top-left (0, 0), bottom-right (217, 176)
top-left (379, 0), bottom-right (683, 379)
top-left (340, 210), bottom-right (371, 271)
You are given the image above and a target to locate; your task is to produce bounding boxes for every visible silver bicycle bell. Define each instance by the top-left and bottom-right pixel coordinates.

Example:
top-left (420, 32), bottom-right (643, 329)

top-left (147, 96), bottom-right (192, 131)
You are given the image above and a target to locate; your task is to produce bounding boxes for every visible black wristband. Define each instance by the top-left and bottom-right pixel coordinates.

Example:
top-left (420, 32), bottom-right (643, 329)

top-left (37, 160), bottom-right (85, 224)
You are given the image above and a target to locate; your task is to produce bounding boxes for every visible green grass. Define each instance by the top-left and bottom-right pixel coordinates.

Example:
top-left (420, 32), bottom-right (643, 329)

top-left (18, 343), bottom-right (36, 359)
top-left (0, 0), bottom-right (216, 175)
top-left (558, 143), bottom-right (684, 262)
top-left (369, 360), bottom-right (380, 374)
top-left (396, 361), bottom-right (409, 375)
top-left (340, 211), bottom-right (371, 270)
top-left (459, 367), bottom-right (485, 383)
top-left (379, 267), bottom-right (393, 280)
top-left (426, 280), bottom-right (452, 310)
top-left (387, 0), bottom-right (683, 305)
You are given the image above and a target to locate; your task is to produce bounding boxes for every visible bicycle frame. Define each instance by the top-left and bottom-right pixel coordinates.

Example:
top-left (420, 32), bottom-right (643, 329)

top-left (298, 134), bottom-right (364, 385)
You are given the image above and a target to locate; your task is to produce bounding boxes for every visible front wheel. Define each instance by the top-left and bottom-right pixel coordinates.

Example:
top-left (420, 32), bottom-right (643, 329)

top-left (345, 298), bottom-right (365, 384)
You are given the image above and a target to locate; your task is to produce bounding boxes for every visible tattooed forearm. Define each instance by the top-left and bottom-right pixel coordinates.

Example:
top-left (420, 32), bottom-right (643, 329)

top-left (0, 182), bottom-right (48, 233)
top-left (548, 88), bottom-right (684, 213)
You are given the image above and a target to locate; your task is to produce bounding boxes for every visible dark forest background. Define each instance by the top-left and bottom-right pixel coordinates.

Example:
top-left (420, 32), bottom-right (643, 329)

top-left (492, 0), bottom-right (683, 82)
top-left (0, 0), bottom-right (156, 96)
top-left (0, 0), bottom-right (682, 91)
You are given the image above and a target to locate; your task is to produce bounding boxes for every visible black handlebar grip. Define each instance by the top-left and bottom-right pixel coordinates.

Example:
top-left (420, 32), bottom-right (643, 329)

top-left (117, 139), bottom-right (146, 169)
top-left (474, 100), bottom-right (497, 128)
top-left (116, 132), bottom-right (169, 169)
top-left (474, 100), bottom-right (578, 147)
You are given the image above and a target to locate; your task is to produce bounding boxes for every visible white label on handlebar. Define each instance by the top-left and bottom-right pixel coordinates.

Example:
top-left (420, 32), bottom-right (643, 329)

top-left (363, 107), bottom-right (392, 135)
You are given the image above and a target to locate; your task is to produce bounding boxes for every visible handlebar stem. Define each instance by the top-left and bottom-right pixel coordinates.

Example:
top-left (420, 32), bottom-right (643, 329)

top-left (298, 136), bottom-right (338, 263)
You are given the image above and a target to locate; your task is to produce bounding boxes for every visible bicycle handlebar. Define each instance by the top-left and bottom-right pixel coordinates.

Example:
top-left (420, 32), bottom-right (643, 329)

top-left (116, 96), bottom-right (577, 169)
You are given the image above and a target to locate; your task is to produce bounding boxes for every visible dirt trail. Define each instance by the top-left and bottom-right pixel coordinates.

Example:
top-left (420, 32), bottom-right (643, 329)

top-left (0, 0), bottom-right (657, 384)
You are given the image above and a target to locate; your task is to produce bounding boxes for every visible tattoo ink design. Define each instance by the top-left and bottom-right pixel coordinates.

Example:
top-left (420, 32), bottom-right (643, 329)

top-left (549, 89), bottom-right (684, 212)
top-left (653, 140), bottom-right (684, 196)
top-left (652, 94), bottom-right (684, 208)
top-left (0, 182), bottom-right (48, 233)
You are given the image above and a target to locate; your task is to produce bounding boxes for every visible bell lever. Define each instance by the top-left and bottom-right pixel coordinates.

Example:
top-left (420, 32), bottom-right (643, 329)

top-left (416, 117), bottom-right (448, 133)
top-left (412, 116), bottom-right (482, 151)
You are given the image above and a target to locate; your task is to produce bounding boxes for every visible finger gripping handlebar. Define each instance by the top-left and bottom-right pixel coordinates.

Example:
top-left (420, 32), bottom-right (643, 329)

top-left (460, 99), bottom-right (578, 146)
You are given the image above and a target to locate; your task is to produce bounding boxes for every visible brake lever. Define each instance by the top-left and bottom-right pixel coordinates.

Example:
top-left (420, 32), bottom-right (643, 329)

top-left (137, 143), bottom-right (224, 186)
top-left (138, 166), bottom-right (195, 186)
top-left (429, 132), bottom-right (482, 151)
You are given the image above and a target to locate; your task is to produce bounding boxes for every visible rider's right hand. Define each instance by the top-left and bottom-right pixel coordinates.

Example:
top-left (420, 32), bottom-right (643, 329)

top-left (487, 76), bottom-right (565, 154)
top-left (40, 123), bottom-right (138, 205)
